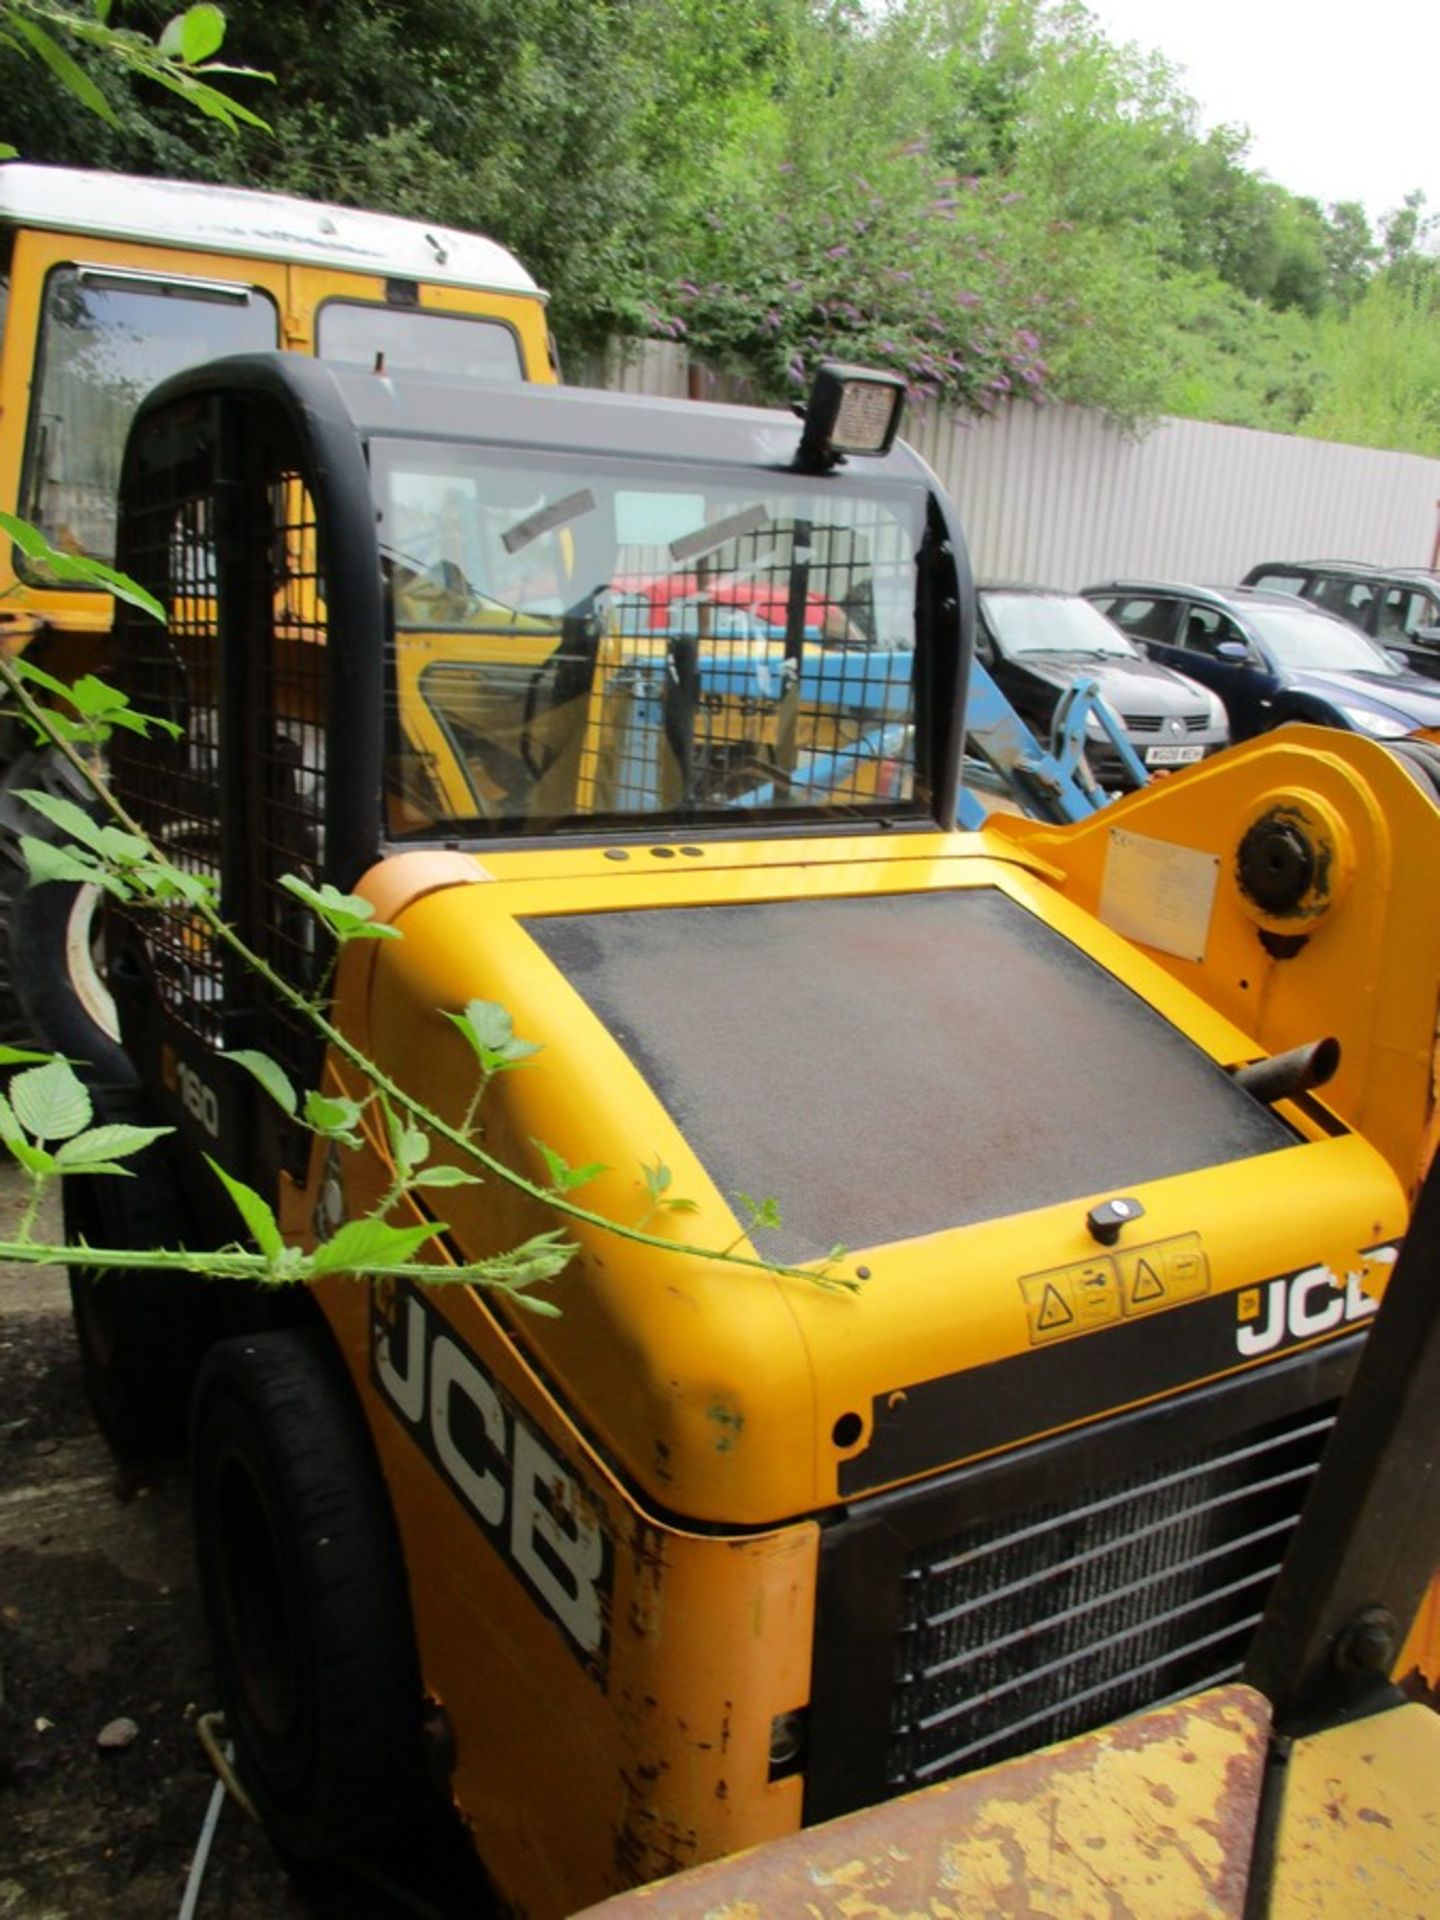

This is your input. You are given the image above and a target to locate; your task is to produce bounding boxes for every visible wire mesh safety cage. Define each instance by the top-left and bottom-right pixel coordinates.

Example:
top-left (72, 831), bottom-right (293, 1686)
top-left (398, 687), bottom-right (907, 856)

top-left (110, 471), bottom-right (227, 1046)
top-left (250, 470), bottom-right (329, 1104)
top-left (384, 495), bottom-right (924, 835)
top-left (111, 415), bottom-right (331, 1110)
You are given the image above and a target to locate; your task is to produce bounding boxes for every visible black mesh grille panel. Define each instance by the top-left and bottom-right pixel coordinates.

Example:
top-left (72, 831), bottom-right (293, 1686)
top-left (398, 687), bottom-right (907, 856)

top-left (110, 471), bottom-right (225, 1044)
top-left (886, 1403), bottom-right (1335, 1789)
top-left (252, 471), bottom-right (328, 1103)
top-left (111, 395), bottom-right (332, 1127)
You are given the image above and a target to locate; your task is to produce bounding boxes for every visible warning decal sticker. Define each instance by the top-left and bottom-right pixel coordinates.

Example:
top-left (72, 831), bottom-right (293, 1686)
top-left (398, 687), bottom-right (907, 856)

top-left (1020, 1232), bottom-right (1210, 1344)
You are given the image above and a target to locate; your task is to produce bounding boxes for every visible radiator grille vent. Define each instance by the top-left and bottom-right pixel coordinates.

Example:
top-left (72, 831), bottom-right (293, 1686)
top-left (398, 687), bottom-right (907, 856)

top-left (887, 1404), bottom-right (1335, 1790)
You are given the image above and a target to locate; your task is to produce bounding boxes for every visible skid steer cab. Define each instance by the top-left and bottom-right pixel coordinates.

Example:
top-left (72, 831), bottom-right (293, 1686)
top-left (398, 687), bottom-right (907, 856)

top-left (69, 348), bottom-right (1440, 1916)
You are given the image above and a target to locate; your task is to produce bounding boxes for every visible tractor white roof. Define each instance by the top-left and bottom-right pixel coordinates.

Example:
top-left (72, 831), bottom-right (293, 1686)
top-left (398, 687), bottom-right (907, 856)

top-left (0, 163), bottom-right (544, 300)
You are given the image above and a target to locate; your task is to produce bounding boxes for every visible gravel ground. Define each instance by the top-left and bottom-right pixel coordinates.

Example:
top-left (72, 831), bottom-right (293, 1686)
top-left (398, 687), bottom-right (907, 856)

top-left (0, 1175), bottom-right (483, 1919)
top-left (0, 1173), bottom-right (313, 1920)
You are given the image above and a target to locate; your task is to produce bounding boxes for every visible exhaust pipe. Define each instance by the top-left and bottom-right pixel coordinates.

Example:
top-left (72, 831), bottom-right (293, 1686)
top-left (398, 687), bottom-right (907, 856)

top-left (1231, 1037), bottom-right (1340, 1107)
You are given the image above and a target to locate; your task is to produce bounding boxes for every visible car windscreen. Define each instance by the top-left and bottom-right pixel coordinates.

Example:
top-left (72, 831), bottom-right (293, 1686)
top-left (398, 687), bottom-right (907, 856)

top-left (983, 592), bottom-right (1138, 659)
top-left (1246, 603), bottom-right (1404, 675)
top-left (372, 438), bottom-right (930, 838)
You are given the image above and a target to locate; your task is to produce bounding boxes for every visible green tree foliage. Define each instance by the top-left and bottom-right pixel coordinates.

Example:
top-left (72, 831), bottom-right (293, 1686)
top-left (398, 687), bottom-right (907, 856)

top-left (1303, 272), bottom-right (1440, 458)
top-left (2, 0), bottom-right (1433, 451)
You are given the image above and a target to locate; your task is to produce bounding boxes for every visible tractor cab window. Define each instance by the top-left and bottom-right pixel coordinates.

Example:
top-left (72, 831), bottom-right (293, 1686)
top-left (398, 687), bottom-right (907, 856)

top-left (317, 302), bottom-right (523, 383)
top-left (373, 439), bottom-right (927, 837)
top-left (18, 265), bottom-right (278, 572)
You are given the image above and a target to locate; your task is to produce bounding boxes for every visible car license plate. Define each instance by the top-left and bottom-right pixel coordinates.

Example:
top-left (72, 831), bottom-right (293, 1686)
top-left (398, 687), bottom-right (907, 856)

top-left (1146, 744), bottom-right (1204, 766)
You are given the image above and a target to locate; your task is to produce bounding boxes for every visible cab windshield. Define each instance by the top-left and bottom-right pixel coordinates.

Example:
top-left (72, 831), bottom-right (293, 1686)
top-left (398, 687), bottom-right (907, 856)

top-left (19, 265), bottom-right (277, 569)
top-left (373, 440), bottom-right (928, 836)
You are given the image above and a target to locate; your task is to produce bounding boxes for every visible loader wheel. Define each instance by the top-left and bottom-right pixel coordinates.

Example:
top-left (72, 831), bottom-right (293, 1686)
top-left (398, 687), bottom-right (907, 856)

top-left (0, 745), bottom-right (130, 1077)
top-left (191, 1328), bottom-right (431, 1860)
top-left (65, 1087), bottom-right (219, 1457)
top-left (1385, 738), bottom-right (1440, 802)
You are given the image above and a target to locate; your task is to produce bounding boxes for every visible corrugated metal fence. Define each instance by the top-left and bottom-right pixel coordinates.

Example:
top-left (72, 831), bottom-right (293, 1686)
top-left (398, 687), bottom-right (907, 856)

top-left (580, 342), bottom-right (1440, 589)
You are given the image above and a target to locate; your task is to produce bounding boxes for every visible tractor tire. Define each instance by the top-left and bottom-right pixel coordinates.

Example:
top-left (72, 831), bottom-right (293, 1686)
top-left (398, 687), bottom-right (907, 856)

top-left (0, 745), bottom-right (130, 1078)
top-left (1385, 737), bottom-right (1440, 803)
top-left (64, 1085), bottom-right (220, 1457)
top-left (191, 1327), bottom-right (432, 1860)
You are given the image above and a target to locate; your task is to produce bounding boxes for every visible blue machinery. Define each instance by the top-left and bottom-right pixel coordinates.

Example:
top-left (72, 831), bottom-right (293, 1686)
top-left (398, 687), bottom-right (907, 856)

top-left (958, 664), bottom-right (1149, 827)
top-left (592, 643), bottom-right (1144, 826)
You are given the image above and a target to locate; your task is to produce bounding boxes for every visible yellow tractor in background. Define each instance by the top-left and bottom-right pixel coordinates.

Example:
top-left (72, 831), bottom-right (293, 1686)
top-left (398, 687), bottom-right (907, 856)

top-left (60, 346), bottom-right (1440, 1915)
top-left (0, 161), bottom-right (553, 1066)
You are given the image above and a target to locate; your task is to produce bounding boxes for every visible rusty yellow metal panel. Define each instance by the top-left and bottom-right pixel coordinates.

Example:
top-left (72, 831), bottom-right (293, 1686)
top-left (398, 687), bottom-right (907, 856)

top-left (1268, 1703), bottom-right (1440, 1914)
top-left (574, 1684), bottom-right (1270, 1919)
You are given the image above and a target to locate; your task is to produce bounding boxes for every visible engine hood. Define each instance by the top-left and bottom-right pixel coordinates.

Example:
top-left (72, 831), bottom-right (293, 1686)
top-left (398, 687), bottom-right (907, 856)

top-left (347, 840), bottom-right (1405, 1526)
top-left (1288, 667), bottom-right (1440, 729)
top-left (1018, 651), bottom-right (1211, 718)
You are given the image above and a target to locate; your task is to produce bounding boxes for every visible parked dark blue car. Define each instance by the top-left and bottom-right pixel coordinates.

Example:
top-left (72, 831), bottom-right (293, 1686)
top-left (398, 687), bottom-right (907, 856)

top-left (1083, 581), bottom-right (1440, 744)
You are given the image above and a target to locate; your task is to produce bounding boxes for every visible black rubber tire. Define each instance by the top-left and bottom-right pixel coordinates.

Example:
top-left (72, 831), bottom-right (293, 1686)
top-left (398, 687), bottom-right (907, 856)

top-left (191, 1327), bottom-right (432, 1861)
top-left (64, 1084), bottom-right (220, 1457)
top-left (0, 745), bottom-right (131, 1077)
top-left (1385, 737), bottom-right (1440, 802)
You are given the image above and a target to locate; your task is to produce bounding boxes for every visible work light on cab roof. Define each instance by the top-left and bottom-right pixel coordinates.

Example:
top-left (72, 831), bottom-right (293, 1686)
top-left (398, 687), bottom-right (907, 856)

top-left (795, 363), bottom-right (907, 472)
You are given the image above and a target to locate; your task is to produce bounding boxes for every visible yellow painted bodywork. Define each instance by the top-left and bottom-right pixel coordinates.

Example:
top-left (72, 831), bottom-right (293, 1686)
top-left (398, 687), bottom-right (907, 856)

top-left (277, 728), bottom-right (1440, 1913)
top-left (988, 730), bottom-right (1440, 1198)
top-left (331, 801), bottom-right (1416, 1527)
top-left (1267, 1703), bottom-right (1440, 1914)
top-left (312, 1265), bottom-right (817, 1913)
top-left (0, 221), bottom-right (553, 647)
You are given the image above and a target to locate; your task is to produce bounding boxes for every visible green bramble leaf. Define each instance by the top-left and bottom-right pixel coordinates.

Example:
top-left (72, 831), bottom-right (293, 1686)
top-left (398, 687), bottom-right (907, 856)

top-left (20, 836), bottom-right (128, 897)
top-left (0, 1045), bottom-right (56, 1067)
top-left (503, 1288), bottom-right (563, 1318)
top-left (410, 1164), bottom-right (482, 1190)
top-left (14, 790), bottom-right (106, 853)
top-left (205, 1155), bottom-right (283, 1259)
top-left (447, 999), bottom-right (543, 1073)
top-left (7, 19), bottom-right (118, 124)
top-left (279, 874), bottom-right (400, 942)
top-left (0, 516), bottom-right (161, 616)
top-left (310, 1216), bottom-right (442, 1275)
top-left (55, 1123), bottom-right (171, 1169)
top-left (736, 1191), bottom-right (783, 1233)
top-left (229, 1049), bottom-right (298, 1117)
top-left (135, 865), bottom-right (216, 909)
top-left (144, 66), bottom-right (272, 132)
top-left (303, 1090), bottom-right (365, 1147)
top-left (534, 1140), bottom-right (607, 1194)
top-left (10, 1060), bottom-right (93, 1141)
top-left (383, 1101), bottom-right (430, 1176)
top-left (7, 1136), bottom-right (59, 1176)
top-left (644, 1160), bottom-right (673, 1201)
top-left (96, 826), bottom-right (152, 866)
top-left (177, 3), bottom-right (226, 63)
